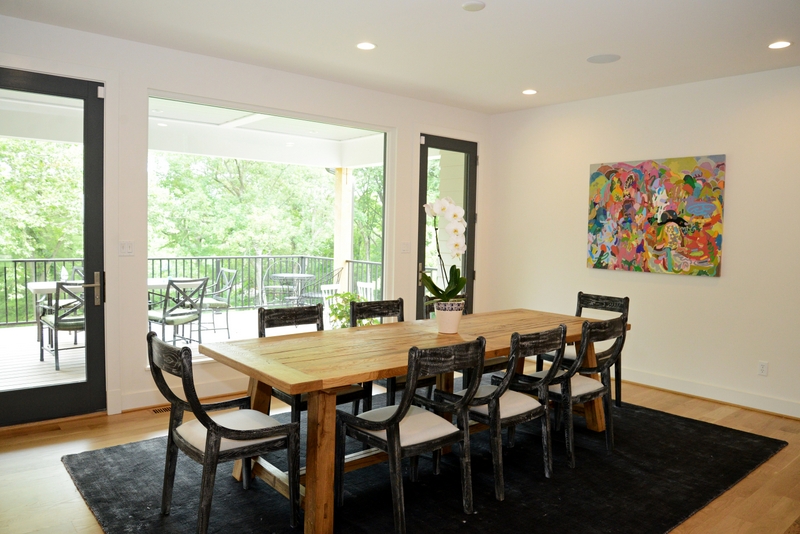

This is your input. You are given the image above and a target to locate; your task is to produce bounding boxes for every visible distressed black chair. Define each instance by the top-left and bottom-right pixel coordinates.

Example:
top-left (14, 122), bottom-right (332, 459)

top-left (200, 268), bottom-right (237, 339)
top-left (459, 324), bottom-right (567, 500)
top-left (537, 292), bottom-right (629, 406)
top-left (39, 281), bottom-right (85, 371)
top-left (259, 304), bottom-right (373, 423)
top-left (147, 332), bottom-right (300, 533)
top-left (350, 298), bottom-right (435, 406)
top-left (547, 315), bottom-right (627, 467)
top-left (147, 278), bottom-right (208, 345)
top-left (335, 337), bottom-right (487, 534)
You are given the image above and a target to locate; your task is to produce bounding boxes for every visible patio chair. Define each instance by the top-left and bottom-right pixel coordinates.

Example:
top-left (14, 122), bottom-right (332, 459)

top-left (39, 281), bottom-right (85, 371)
top-left (147, 278), bottom-right (208, 345)
top-left (147, 332), bottom-right (300, 533)
top-left (299, 267), bottom-right (342, 306)
top-left (258, 304), bottom-right (373, 424)
top-left (200, 268), bottom-right (237, 339)
top-left (350, 298), bottom-right (436, 406)
top-left (356, 280), bottom-right (376, 301)
top-left (335, 337), bottom-right (487, 534)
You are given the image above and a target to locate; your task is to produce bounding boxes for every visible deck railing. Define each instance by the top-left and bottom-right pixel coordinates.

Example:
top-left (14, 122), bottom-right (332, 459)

top-left (1, 255), bottom-right (382, 326)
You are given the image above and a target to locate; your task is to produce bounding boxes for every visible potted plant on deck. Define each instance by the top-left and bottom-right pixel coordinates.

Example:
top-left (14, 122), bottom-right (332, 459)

top-left (420, 197), bottom-right (468, 333)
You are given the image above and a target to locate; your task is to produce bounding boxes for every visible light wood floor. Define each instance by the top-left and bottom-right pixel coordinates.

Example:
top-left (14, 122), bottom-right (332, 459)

top-left (1, 382), bottom-right (799, 534)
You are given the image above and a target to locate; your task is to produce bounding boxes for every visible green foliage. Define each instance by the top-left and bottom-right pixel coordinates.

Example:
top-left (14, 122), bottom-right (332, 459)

top-left (0, 138), bottom-right (83, 259)
top-left (420, 264), bottom-right (466, 304)
top-left (326, 291), bottom-right (378, 329)
top-left (352, 166), bottom-right (384, 263)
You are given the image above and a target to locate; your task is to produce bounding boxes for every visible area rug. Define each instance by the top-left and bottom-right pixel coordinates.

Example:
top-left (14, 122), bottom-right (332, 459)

top-left (63, 403), bottom-right (786, 533)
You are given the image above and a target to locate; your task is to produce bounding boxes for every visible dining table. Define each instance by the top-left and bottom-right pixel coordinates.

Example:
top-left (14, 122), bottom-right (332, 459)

top-left (200, 307), bottom-right (623, 534)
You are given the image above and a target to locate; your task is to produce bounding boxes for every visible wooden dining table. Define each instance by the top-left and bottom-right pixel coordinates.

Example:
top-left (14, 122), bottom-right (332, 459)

top-left (199, 308), bottom-right (614, 534)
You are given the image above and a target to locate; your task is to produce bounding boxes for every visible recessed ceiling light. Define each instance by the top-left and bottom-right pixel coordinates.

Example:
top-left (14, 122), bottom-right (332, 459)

top-left (357, 42), bottom-right (376, 50)
top-left (769, 41), bottom-right (791, 49)
top-left (462, 1), bottom-right (486, 12)
top-left (157, 123), bottom-right (168, 127)
top-left (286, 142), bottom-right (295, 147)
top-left (587, 54), bottom-right (621, 64)
top-left (151, 109), bottom-right (163, 114)
top-left (522, 89), bottom-right (537, 95)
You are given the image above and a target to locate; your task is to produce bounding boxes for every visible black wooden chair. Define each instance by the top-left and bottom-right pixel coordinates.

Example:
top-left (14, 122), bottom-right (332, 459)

top-left (350, 298), bottom-right (436, 406)
top-left (259, 304), bottom-right (373, 423)
top-left (147, 332), bottom-right (300, 533)
top-left (200, 268), bottom-right (237, 339)
top-left (460, 324), bottom-right (567, 500)
top-left (147, 278), bottom-right (208, 345)
top-left (335, 337), bottom-right (487, 534)
top-left (547, 315), bottom-right (627, 467)
top-left (537, 292), bottom-right (629, 406)
top-left (39, 281), bottom-right (85, 371)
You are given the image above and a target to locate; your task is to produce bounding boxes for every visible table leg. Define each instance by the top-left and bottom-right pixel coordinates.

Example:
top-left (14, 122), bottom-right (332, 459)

top-left (233, 378), bottom-right (274, 481)
top-left (581, 343), bottom-right (606, 432)
top-left (305, 389), bottom-right (338, 533)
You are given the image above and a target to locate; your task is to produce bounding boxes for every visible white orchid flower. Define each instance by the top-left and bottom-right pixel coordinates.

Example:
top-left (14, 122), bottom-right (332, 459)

top-left (433, 197), bottom-right (451, 217)
top-left (443, 204), bottom-right (465, 224)
top-left (423, 203), bottom-right (436, 218)
top-left (445, 221), bottom-right (465, 238)
top-left (448, 235), bottom-right (466, 258)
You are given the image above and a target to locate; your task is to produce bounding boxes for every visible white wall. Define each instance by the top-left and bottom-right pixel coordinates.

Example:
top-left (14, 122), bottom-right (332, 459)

top-left (486, 67), bottom-right (800, 417)
top-left (0, 15), bottom-right (490, 412)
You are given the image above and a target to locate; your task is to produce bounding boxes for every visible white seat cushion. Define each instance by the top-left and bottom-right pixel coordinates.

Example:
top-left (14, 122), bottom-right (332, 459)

top-left (175, 409), bottom-right (285, 453)
top-left (456, 384), bottom-right (540, 418)
top-left (354, 405), bottom-right (459, 447)
top-left (549, 374), bottom-right (604, 397)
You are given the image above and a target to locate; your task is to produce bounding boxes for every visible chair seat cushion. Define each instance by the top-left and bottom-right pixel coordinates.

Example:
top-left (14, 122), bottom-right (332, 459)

top-left (148, 310), bottom-right (199, 326)
top-left (203, 297), bottom-right (229, 309)
top-left (175, 409), bottom-right (285, 453)
top-left (41, 314), bottom-right (85, 330)
top-left (354, 405), bottom-right (458, 447)
top-left (457, 384), bottom-right (540, 418)
top-left (549, 374), bottom-right (604, 397)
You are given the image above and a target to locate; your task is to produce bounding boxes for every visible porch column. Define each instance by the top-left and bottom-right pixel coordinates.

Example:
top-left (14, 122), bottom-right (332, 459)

top-left (334, 167), bottom-right (354, 291)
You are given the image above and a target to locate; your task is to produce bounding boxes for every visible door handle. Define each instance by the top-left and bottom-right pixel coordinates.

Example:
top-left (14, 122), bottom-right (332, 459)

top-left (82, 271), bottom-right (103, 306)
top-left (418, 263), bottom-right (423, 287)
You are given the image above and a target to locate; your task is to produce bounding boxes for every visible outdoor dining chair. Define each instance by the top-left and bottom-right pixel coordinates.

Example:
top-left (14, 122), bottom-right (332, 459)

top-left (200, 268), bottom-right (237, 339)
top-left (258, 304), bottom-right (373, 424)
top-left (39, 281), bottom-right (85, 371)
top-left (335, 337), bottom-right (487, 534)
top-left (147, 278), bottom-right (208, 345)
top-left (147, 332), bottom-right (300, 533)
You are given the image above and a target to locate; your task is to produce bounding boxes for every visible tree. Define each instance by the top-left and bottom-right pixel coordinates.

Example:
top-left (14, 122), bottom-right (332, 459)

top-left (352, 166), bottom-right (384, 263)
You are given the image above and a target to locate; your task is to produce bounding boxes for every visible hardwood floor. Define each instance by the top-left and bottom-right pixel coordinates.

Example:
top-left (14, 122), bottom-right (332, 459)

top-left (1, 382), bottom-right (799, 533)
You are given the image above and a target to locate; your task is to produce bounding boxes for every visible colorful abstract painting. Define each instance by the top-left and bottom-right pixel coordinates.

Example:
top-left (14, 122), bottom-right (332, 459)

top-left (588, 155), bottom-right (725, 276)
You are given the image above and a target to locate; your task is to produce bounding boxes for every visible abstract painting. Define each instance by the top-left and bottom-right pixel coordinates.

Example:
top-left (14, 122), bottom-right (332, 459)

top-left (588, 155), bottom-right (725, 276)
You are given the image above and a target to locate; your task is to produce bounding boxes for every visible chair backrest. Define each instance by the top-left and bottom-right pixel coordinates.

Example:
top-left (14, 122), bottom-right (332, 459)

top-left (350, 298), bottom-right (403, 327)
top-left (71, 266), bottom-right (84, 281)
top-left (567, 315), bottom-right (627, 377)
top-left (478, 324), bottom-right (567, 404)
top-left (258, 304), bottom-right (324, 337)
top-left (320, 284), bottom-right (340, 299)
top-left (213, 268), bottom-right (237, 303)
top-left (53, 281), bottom-right (85, 326)
top-left (576, 292), bottom-right (629, 317)
top-left (356, 280), bottom-right (376, 301)
top-left (146, 331), bottom-right (220, 432)
top-left (156, 278), bottom-right (208, 319)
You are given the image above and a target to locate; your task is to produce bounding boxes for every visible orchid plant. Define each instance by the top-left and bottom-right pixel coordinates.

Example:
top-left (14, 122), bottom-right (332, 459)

top-left (420, 197), bottom-right (467, 304)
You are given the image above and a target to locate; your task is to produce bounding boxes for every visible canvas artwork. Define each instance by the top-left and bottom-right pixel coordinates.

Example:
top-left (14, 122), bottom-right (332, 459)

top-left (587, 154), bottom-right (725, 276)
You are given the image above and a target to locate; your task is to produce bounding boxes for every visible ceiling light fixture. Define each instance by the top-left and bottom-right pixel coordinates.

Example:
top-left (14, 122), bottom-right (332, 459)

top-left (587, 54), bottom-right (621, 64)
top-left (157, 123), bottom-right (168, 127)
top-left (522, 89), bottom-right (537, 95)
top-left (357, 42), bottom-right (376, 50)
top-left (462, 1), bottom-right (486, 12)
top-left (769, 41), bottom-right (791, 49)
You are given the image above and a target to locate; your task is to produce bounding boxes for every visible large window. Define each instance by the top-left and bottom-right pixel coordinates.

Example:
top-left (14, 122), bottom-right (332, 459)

top-left (147, 97), bottom-right (385, 341)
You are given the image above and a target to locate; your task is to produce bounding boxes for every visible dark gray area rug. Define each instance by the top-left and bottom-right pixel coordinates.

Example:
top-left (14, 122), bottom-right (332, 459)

top-left (62, 403), bottom-right (786, 533)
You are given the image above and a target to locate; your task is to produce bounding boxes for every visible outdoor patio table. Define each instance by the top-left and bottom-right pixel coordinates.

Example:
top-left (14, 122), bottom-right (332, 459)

top-left (270, 272), bottom-right (315, 306)
top-left (200, 308), bottom-right (620, 534)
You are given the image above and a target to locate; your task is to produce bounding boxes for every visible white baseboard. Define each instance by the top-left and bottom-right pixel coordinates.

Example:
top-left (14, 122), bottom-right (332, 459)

top-left (624, 369), bottom-right (800, 419)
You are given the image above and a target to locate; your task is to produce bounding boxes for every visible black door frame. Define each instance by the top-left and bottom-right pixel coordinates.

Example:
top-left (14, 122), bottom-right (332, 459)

top-left (416, 134), bottom-right (478, 319)
top-left (0, 67), bottom-right (106, 426)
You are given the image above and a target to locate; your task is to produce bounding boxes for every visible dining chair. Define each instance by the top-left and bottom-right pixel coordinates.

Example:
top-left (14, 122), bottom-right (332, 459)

top-left (547, 315), bottom-right (627, 467)
top-left (537, 292), bottom-right (629, 406)
top-left (39, 281), bottom-right (85, 371)
top-left (459, 324), bottom-right (567, 500)
top-left (335, 337), bottom-right (487, 534)
top-left (258, 304), bottom-right (373, 424)
top-left (200, 268), bottom-right (237, 339)
top-left (147, 278), bottom-right (208, 345)
top-left (147, 332), bottom-right (300, 533)
top-left (350, 298), bottom-right (435, 406)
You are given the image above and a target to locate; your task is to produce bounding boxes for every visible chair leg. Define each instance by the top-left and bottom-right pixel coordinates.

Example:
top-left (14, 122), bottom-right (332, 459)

top-left (565, 395), bottom-right (575, 469)
top-left (507, 425), bottom-right (517, 448)
top-left (541, 410), bottom-right (553, 478)
top-left (335, 419), bottom-right (347, 508)
top-left (363, 381), bottom-right (373, 412)
top-left (290, 396), bottom-right (301, 425)
top-left (352, 399), bottom-right (361, 416)
top-left (387, 432), bottom-right (406, 534)
top-left (40, 327), bottom-right (45, 362)
top-left (489, 413), bottom-right (504, 501)
top-left (161, 431), bottom-right (180, 515)
top-left (387, 378), bottom-right (397, 406)
top-left (53, 332), bottom-right (60, 371)
top-left (536, 355), bottom-right (544, 372)
top-left (197, 438), bottom-right (221, 534)
top-left (425, 384), bottom-right (434, 399)
top-left (615, 358), bottom-right (622, 407)
top-left (432, 449), bottom-right (442, 475)
top-left (288, 430), bottom-right (301, 528)
top-left (458, 414), bottom-right (474, 514)
top-left (409, 456), bottom-right (419, 483)
top-left (604, 391), bottom-right (615, 452)
top-left (241, 457), bottom-right (252, 490)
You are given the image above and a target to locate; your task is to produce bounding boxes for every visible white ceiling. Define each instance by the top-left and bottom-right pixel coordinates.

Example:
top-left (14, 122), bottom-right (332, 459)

top-left (1, 0), bottom-right (798, 114)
